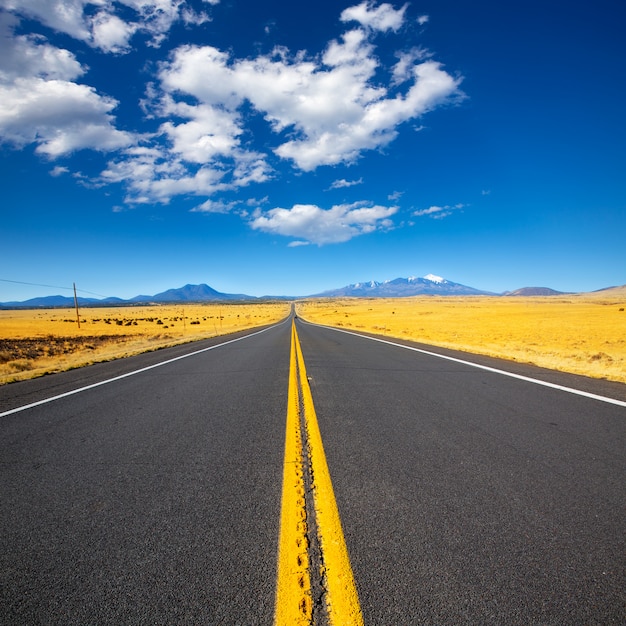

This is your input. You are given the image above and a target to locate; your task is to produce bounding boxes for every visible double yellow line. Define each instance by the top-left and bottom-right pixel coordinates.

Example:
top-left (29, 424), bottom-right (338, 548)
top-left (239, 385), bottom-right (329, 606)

top-left (274, 321), bottom-right (363, 625)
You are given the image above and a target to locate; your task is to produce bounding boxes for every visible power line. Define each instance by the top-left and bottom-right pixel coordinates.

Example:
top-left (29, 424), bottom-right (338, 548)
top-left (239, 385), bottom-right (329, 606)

top-left (0, 278), bottom-right (109, 298)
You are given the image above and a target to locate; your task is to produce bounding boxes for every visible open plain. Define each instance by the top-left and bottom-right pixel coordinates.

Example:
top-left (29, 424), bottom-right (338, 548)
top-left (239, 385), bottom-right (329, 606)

top-left (0, 302), bottom-right (291, 385)
top-left (2, 289), bottom-right (625, 385)
top-left (297, 288), bottom-right (626, 384)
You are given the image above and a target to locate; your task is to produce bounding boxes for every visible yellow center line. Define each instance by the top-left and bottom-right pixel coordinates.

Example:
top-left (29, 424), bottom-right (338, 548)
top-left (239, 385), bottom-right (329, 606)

top-left (274, 321), bottom-right (363, 625)
top-left (274, 322), bottom-right (313, 624)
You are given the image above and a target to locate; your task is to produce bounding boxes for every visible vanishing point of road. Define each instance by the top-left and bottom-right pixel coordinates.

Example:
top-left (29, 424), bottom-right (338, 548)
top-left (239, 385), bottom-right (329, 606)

top-left (1, 314), bottom-right (624, 624)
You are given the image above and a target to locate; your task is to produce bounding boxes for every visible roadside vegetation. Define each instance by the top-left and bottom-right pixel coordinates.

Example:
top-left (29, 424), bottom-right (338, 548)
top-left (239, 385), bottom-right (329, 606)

top-left (297, 291), bottom-right (626, 384)
top-left (0, 302), bottom-right (290, 384)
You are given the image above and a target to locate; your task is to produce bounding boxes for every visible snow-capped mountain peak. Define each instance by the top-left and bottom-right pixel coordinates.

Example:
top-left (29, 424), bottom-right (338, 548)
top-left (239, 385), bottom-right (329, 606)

top-left (316, 275), bottom-right (494, 297)
top-left (424, 273), bottom-right (445, 284)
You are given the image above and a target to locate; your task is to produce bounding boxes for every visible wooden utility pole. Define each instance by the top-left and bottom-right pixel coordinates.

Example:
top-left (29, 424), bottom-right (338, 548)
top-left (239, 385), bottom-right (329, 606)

top-left (73, 282), bottom-right (81, 329)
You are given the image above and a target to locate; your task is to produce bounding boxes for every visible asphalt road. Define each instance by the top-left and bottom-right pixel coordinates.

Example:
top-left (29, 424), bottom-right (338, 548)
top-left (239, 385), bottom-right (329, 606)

top-left (1, 316), bottom-right (624, 624)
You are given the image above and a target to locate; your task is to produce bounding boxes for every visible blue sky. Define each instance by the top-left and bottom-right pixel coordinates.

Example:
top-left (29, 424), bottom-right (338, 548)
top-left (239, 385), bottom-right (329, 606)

top-left (1, 0), bottom-right (625, 301)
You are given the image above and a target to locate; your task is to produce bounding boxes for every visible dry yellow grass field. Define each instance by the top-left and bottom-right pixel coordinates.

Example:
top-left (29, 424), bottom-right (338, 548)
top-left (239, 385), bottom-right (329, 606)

top-left (3, 291), bottom-right (625, 386)
top-left (297, 288), bottom-right (626, 384)
top-left (0, 302), bottom-right (290, 385)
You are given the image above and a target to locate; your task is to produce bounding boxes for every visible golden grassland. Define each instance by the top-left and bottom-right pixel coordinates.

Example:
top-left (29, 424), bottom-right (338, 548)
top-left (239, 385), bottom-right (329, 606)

top-left (296, 289), bottom-right (626, 384)
top-left (2, 290), bottom-right (625, 386)
top-left (0, 302), bottom-right (291, 385)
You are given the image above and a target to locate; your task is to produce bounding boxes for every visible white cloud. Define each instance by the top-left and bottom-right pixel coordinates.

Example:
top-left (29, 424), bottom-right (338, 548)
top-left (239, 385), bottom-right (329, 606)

top-left (392, 48), bottom-right (430, 86)
top-left (230, 150), bottom-right (273, 187)
top-left (413, 205), bottom-right (447, 217)
top-left (0, 14), bottom-right (84, 81)
top-left (340, 1), bottom-right (408, 33)
top-left (0, 77), bottom-right (134, 156)
top-left (191, 198), bottom-right (237, 213)
top-left (1, 1), bottom-right (464, 206)
top-left (330, 177), bottom-right (364, 189)
top-left (158, 98), bottom-right (243, 163)
top-left (3, 0), bottom-right (215, 52)
top-left (250, 201), bottom-right (398, 245)
top-left (100, 146), bottom-right (231, 203)
top-left (99, 141), bottom-right (271, 204)
top-left (91, 11), bottom-right (137, 54)
top-left (413, 203), bottom-right (465, 219)
top-left (3, 0), bottom-right (93, 43)
top-left (417, 15), bottom-right (429, 26)
top-left (155, 11), bottom-right (463, 175)
top-left (0, 11), bottom-right (135, 156)
top-left (276, 60), bottom-right (460, 170)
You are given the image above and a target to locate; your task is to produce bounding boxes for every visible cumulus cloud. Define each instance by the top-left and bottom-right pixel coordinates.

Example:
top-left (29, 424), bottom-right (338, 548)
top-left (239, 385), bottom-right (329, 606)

top-left (340, 1), bottom-right (408, 33)
top-left (276, 58), bottom-right (460, 170)
top-left (157, 98), bottom-right (243, 163)
top-left (0, 16), bottom-right (84, 81)
top-left (250, 201), bottom-right (398, 245)
top-left (0, 22), bottom-right (134, 156)
top-left (91, 11), bottom-right (138, 54)
top-left (0, 1), bottom-right (464, 206)
top-left (122, 3), bottom-right (462, 199)
top-left (99, 140), bottom-right (271, 203)
top-left (392, 47), bottom-right (430, 85)
top-left (156, 25), bottom-right (462, 174)
top-left (100, 146), bottom-right (231, 203)
top-left (0, 10), bottom-right (136, 157)
top-left (3, 0), bottom-right (213, 51)
top-left (191, 198), bottom-right (237, 213)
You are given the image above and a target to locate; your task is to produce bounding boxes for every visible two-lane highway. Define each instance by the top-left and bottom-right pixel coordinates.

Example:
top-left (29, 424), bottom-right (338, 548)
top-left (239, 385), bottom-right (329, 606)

top-left (1, 316), bottom-right (624, 624)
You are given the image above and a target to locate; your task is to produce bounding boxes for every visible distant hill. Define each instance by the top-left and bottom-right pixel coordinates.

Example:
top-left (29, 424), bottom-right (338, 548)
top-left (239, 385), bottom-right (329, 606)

top-left (0, 284), bottom-right (255, 308)
top-left (503, 287), bottom-right (567, 296)
top-left (582, 284), bottom-right (626, 298)
top-left (315, 274), bottom-right (495, 297)
top-left (129, 283), bottom-right (251, 303)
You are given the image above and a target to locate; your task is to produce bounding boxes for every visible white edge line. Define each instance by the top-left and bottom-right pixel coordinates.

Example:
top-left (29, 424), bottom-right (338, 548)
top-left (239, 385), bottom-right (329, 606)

top-left (1, 320), bottom-right (288, 418)
top-left (300, 320), bottom-right (626, 408)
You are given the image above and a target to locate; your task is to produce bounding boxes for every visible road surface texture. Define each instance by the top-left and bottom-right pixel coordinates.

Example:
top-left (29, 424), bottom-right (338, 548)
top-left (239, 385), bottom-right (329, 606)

top-left (1, 316), bottom-right (624, 624)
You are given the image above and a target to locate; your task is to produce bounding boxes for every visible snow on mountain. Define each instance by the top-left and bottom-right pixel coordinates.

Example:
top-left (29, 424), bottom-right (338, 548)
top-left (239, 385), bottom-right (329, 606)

top-left (424, 274), bottom-right (445, 284)
top-left (316, 275), bottom-right (495, 297)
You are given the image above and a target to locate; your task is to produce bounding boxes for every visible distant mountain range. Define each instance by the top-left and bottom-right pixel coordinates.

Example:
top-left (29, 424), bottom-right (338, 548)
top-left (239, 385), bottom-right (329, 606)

top-left (1, 276), bottom-right (621, 308)
top-left (315, 274), bottom-right (496, 297)
top-left (0, 283), bottom-right (253, 308)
